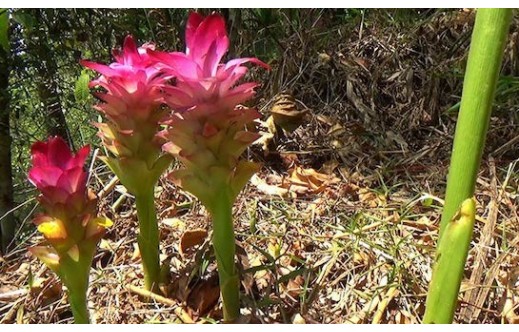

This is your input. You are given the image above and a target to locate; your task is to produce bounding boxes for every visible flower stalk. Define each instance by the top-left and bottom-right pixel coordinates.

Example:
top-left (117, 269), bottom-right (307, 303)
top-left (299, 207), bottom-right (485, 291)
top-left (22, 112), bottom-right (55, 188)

top-left (135, 187), bottom-right (160, 291)
top-left (59, 245), bottom-right (93, 324)
top-left (211, 191), bottom-right (240, 322)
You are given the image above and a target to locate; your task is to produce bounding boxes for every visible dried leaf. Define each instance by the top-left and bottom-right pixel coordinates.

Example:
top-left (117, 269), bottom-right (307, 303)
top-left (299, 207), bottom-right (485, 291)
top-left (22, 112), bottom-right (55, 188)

top-left (186, 273), bottom-right (220, 317)
top-left (251, 174), bottom-right (289, 197)
top-left (162, 217), bottom-right (185, 230)
top-left (285, 166), bottom-right (340, 195)
top-left (179, 229), bottom-right (208, 256)
top-left (270, 92), bottom-right (308, 132)
top-left (292, 313), bottom-right (306, 324)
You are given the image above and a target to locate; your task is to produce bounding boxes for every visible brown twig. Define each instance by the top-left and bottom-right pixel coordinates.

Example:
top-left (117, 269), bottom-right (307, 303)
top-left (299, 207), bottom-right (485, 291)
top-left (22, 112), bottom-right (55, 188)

top-left (126, 285), bottom-right (194, 323)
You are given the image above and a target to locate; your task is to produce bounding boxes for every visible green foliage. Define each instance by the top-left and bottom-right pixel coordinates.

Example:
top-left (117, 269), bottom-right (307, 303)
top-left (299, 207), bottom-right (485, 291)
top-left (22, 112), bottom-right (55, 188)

top-left (0, 9), bottom-right (8, 52)
top-left (74, 70), bottom-right (91, 104)
top-left (11, 10), bottom-right (36, 32)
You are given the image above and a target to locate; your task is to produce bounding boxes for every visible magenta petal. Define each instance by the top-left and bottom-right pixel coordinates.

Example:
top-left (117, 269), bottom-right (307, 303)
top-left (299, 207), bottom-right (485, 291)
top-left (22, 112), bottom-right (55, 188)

top-left (28, 136), bottom-right (90, 208)
top-left (121, 35), bottom-right (140, 65)
top-left (80, 60), bottom-right (120, 77)
top-left (186, 12), bottom-right (205, 55)
top-left (56, 167), bottom-right (86, 194)
top-left (47, 137), bottom-right (73, 169)
top-left (30, 137), bottom-right (72, 170)
top-left (190, 13), bottom-right (229, 66)
top-left (149, 50), bottom-right (199, 79)
top-left (224, 57), bottom-right (270, 71)
top-left (41, 186), bottom-right (70, 205)
top-left (29, 166), bottom-right (63, 188)
top-left (68, 145), bottom-right (91, 169)
top-left (163, 86), bottom-right (195, 108)
top-left (202, 41), bottom-right (220, 77)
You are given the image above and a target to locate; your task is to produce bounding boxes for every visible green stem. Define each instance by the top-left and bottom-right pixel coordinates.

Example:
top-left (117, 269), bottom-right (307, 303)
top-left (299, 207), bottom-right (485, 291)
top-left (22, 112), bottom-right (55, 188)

top-left (439, 8), bottom-right (512, 238)
top-left (423, 198), bottom-right (476, 323)
top-left (210, 192), bottom-right (240, 323)
top-left (424, 8), bottom-right (512, 324)
top-left (135, 187), bottom-right (161, 291)
top-left (60, 248), bottom-right (93, 324)
top-left (68, 286), bottom-right (89, 324)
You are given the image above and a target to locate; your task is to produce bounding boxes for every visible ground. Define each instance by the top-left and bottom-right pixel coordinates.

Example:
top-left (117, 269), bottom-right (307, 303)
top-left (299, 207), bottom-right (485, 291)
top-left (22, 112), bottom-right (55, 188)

top-left (1, 9), bottom-right (519, 324)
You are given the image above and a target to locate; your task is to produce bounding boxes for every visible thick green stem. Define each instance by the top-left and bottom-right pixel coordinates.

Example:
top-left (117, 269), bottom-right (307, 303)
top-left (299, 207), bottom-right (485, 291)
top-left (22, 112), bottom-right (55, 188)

top-left (60, 248), bottom-right (93, 324)
top-left (439, 8), bottom-right (512, 238)
top-left (210, 192), bottom-right (240, 323)
top-left (135, 187), bottom-right (161, 291)
top-left (424, 198), bottom-right (476, 323)
top-left (424, 8), bottom-right (512, 324)
top-left (68, 286), bottom-right (89, 324)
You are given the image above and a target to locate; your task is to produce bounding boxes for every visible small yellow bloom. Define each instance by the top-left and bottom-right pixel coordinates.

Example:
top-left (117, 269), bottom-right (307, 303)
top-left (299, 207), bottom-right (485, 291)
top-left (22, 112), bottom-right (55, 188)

top-left (37, 219), bottom-right (67, 240)
top-left (85, 216), bottom-right (113, 239)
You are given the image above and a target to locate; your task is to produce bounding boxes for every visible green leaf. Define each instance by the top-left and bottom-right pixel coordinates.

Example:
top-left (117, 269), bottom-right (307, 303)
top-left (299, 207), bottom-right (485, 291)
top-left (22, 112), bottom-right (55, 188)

top-left (11, 10), bottom-right (36, 31)
top-left (0, 9), bottom-right (8, 52)
top-left (74, 70), bottom-right (91, 104)
top-left (421, 196), bottom-right (433, 207)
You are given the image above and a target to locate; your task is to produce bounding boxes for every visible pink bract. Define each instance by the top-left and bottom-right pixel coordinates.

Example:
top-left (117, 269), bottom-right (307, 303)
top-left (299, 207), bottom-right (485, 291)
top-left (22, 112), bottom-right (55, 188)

top-left (80, 35), bottom-right (168, 125)
top-left (28, 136), bottom-right (90, 204)
top-left (149, 12), bottom-right (270, 113)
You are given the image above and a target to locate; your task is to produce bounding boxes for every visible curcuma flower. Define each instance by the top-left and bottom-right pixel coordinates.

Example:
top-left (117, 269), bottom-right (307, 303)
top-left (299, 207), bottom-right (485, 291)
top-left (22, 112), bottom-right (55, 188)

top-left (28, 136), bottom-right (111, 324)
top-left (81, 35), bottom-right (173, 291)
top-left (151, 12), bottom-right (270, 210)
top-left (29, 136), bottom-right (92, 218)
top-left (149, 12), bottom-right (269, 114)
top-left (81, 35), bottom-right (172, 196)
top-left (152, 12), bottom-right (269, 322)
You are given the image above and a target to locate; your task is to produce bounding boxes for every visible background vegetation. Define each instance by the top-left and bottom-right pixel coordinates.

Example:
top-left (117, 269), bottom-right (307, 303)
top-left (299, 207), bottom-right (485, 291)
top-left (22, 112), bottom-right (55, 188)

top-left (1, 8), bottom-right (519, 323)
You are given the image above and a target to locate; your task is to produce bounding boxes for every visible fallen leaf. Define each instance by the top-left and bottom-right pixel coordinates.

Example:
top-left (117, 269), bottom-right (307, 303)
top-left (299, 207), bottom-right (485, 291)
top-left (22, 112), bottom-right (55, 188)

top-left (131, 243), bottom-right (141, 261)
top-left (286, 275), bottom-right (304, 298)
top-left (292, 313), bottom-right (306, 324)
top-left (162, 217), bottom-right (185, 230)
top-left (251, 174), bottom-right (289, 197)
top-left (270, 92), bottom-right (308, 133)
top-left (179, 229), bottom-right (208, 256)
top-left (186, 273), bottom-right (220, 317)
top-left (285, 165), bottom-right (340, 195)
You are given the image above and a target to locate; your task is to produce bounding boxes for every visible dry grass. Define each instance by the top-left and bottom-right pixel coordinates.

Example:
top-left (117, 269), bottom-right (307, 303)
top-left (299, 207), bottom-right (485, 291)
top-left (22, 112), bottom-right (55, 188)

top-left (1, 9), bottom-right (519, 324)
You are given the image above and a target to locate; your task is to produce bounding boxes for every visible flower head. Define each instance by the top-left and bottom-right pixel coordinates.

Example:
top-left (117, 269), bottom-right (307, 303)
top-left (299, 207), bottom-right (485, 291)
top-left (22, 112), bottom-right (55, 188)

top-left (28, 136), bottom-right (91, 212)
top-left (81, 36), bottom-right (166, 126)
top-left (28, 136), bottom-right (111, 262)
top-left (81, 36), bottom-right (171, 158)
top-left (155, 12), bottom-right (269, 210)
top-left (150, 12), bottom-right (270, 113)
top-left (81, 35), bottom-right (173, 195)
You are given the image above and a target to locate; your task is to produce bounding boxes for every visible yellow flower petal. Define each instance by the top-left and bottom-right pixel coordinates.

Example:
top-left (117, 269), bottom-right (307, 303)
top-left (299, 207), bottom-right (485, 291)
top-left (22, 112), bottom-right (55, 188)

top-left (37, 219), bottom-right (67, 240)
top-left (94, 217), bottom-right (113, 228)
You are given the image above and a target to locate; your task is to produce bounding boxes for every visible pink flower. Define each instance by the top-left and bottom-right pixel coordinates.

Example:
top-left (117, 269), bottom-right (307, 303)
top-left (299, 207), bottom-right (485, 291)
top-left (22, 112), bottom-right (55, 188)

top-left (150, 12), bottom-right (270, 113)
top-left (80, 35), bottom-right (169, 128)
top-left (81, 35), bottom-right (174, 197)
top-left (28, 136), bottom-right (90, 206)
